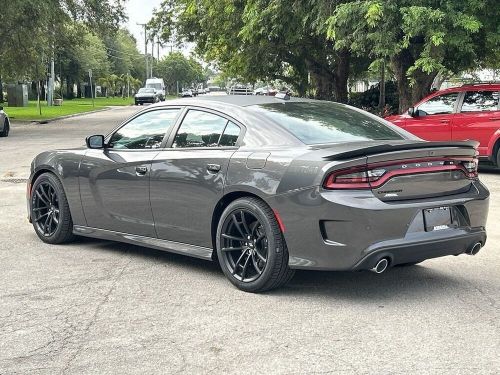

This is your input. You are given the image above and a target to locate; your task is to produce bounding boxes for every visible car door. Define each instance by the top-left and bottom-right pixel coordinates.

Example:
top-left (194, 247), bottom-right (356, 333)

top-left (452, 90), bottom-right (500, 157)
top-left (79, 108), bottom-right (182, 237)
top-left (150, 108), bottom-right (243, 248)
top-left (403, 92), bottom-right (459, 141)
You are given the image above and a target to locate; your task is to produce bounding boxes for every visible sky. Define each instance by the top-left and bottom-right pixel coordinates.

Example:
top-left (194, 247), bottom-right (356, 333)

top-left (126, 0), bottom-right (166, 56)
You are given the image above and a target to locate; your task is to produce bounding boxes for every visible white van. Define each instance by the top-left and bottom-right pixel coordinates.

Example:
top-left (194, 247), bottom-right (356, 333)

top-left (145, 78), bottom-right (165, 101)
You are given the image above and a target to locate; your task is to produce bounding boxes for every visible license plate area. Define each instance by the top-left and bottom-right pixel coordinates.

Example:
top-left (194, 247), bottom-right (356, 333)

top-left (423, 206), bottom-right (452, 232)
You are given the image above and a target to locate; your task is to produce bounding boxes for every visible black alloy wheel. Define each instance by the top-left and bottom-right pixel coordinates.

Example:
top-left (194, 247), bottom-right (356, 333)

top-left (0, 120), bottom-right (8, 137)
top-left (30, 173), bottom-right (75, 244)
top-left (216, 198), bottom-right (294, 292)
top-left (220, 210), bottom-right (269, 283)
top-left (32, 181), bottom-right (60, 237)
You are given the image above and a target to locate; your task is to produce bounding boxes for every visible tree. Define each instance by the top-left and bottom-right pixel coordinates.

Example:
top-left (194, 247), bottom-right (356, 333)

top-left (156, 52), bottom-right (204, 94)
top-left (328, 0), bottom-right (500, 112)
top-left (149, 0), bottom-right (352, 101)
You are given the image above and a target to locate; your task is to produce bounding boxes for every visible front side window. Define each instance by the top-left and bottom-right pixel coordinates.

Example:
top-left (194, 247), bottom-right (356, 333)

top-left (461, 91), bottom-right (499, 112)
top-left (109, 109), bottom-right (180, 150)
top-left (173, 110), bottom-right (240, 148)
top-left (417, 93), bottom-right (458, 115)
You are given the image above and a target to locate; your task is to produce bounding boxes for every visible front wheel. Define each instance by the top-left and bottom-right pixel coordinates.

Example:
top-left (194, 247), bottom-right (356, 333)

top-left (216, 198), bottom-right (294, 292)
top-left (30, 173), bottom-right (75, 244)
top-left (0, 120), bottom-right (9, 137)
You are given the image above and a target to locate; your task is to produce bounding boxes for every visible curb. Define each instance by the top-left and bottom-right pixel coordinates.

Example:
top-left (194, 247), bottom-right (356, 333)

top-left (35, 107), bottom-right (113, 124)
top-left (10, 105), bottom-right (132, 125)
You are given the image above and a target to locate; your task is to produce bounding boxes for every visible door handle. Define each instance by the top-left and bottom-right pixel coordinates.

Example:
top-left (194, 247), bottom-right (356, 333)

top-left (440, 119), bottom-right (450, 123)
top-left (489, 118), bottom-right (500, 121)
top-left (206, 164), bottom-right (221, 173)
top-left (135, 166), bottom-right (148, 175)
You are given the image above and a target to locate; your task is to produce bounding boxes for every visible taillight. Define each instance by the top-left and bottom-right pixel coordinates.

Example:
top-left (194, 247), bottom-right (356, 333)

top-left (462, 159), bottom-right (478, 179)
top-left (324, 158), bottom-right (479, 190)
top-left (324, 167), bottom-right (385, 189)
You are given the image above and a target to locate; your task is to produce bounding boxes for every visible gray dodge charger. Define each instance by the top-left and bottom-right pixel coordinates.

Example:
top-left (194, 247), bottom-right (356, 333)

top-left (27, 95), bottom-right (489, 292)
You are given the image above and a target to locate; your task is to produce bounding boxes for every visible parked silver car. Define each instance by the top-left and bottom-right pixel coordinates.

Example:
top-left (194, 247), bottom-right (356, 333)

top-left (0, 106), bottom-right (10, 137)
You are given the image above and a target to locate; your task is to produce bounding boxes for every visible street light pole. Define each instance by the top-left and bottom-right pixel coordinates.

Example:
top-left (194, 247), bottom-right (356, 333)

top-left (137, 23), bottom-right (149, 81)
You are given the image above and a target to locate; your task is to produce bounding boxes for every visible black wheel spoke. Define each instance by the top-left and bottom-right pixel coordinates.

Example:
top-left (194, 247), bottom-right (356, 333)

top-left (241, 253), bottom-right (252, 279)
top-left (240, 210), bottom-right (251, 236)
top-left (40, 185), bottom-right (52, 204)
top-left (254, 248), bottom-right (267, 262)
top-left (251, 253), bottom-right (263, 275)
top-left (221, 247), bottom-right (245, 252)
top-left (35, 190), bottom-right (50, 206)
top-left (232, 251), bottom-right (247, 275)
top-left (35, 212), bottom-right (50, 222)
top-left (231, 214), bottom-right (246, 238)
top-left (221, 233), bottom-right (245, 242)
top-left (43, 214), bottom-right (51, 233)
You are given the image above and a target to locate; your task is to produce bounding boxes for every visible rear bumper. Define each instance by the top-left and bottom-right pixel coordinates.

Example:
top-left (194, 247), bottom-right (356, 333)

top-left (267, 180), bottom-right (489, 271)
top-left (135, 97), bottom-right (156, 103)
top-left (352, 229), bottom-right (486, 270)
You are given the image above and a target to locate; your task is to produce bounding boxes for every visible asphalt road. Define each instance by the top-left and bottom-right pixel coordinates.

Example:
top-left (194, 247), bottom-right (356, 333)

top-left (0, 106), bottom-right (499, 374)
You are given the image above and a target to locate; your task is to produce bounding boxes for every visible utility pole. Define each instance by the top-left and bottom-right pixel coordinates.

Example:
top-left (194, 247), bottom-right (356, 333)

top-left (138, 23), bottom-right (149, 81)
top-left (48, 50), bottom-right (55, 106)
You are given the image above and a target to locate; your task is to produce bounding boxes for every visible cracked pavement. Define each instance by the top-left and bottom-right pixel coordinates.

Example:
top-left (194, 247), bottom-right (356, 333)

top-left (0, 106), bottom-right (499, 374)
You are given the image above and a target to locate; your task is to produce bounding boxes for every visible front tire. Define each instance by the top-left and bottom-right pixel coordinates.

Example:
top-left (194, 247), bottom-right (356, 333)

top-left (30, 173), bottom-right (75, 244)
top-left (216, 198), bottom-right (294, 292)
top-left (0, 119), bottom-right (9, 137)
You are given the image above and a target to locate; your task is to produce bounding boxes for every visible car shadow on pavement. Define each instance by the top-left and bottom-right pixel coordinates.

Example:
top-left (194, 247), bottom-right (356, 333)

top-left (71, 237), bottom-right (469, 302)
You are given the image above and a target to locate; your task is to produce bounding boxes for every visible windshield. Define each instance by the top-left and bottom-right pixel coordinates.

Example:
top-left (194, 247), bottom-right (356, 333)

top-left (138, 88), bottom-right (155, 94)
top-left (248, 102), bottom-right (404, 144)
top-left (146, 83), bottom-right (162, 90)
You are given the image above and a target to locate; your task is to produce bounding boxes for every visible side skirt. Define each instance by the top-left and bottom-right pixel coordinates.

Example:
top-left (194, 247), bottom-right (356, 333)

top-left (73, 225), bottom-right (214, 261)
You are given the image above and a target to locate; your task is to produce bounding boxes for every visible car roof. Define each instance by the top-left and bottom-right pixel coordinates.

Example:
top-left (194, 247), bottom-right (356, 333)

top-left (434, 83), bottom-right (500, 95)
top-left (161, 95), bottom-right (315, 108)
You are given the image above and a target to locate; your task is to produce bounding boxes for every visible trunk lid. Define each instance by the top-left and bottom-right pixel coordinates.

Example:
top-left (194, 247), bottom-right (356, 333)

top-left (321, 140), bottom-right (478, 201)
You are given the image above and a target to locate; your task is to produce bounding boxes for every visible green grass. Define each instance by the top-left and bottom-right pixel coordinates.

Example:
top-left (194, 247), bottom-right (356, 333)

top-left (3, 97), bottom-right (134, 121)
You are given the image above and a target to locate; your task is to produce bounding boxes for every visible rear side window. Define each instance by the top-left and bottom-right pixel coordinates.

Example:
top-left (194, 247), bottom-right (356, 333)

top-left (461, 91), bottom-right (499, 112)
top-left (417, 92), bottom-right (458, 115)
top-left (248, 102), bottom-right (403, 145)
top-left (173, 110), bottom-right (241, 148)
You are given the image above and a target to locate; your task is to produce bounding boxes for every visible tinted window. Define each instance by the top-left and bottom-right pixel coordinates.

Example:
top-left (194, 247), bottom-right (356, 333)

top-left (173, 110), bottom-right (229, 148)
top-left (418, 93), bottom-right (458, 115)
top-left (248, 102), bottom-right (403, 145)
top-left (461, 91), bottom-right (499, 112)
top-left (219, 122), bottom-right (240, 146)
top-left (109, 109), bottom-right (179, 149)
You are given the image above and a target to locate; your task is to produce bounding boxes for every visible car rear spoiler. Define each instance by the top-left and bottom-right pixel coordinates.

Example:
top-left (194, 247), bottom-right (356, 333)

top-left (323, 140), bottom-right (479, 161)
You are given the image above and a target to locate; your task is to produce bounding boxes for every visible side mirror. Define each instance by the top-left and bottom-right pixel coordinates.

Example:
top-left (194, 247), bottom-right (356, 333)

top-left (86, 135), bottom-right (105, 149)
top-left (407, 107), bottom-right (415, 117)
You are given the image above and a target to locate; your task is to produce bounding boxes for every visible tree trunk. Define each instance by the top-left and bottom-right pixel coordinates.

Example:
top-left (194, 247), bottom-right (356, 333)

top-left (77, 82), bottom-right (82, 98)
top-left (333, 49), bottom-right (350, 103)
top-left (391, 49), bottom-right (414, 113)
top-left (0, 77), bottom-right (3, 103)
top-left (378, 60), bottom-right (386, 115)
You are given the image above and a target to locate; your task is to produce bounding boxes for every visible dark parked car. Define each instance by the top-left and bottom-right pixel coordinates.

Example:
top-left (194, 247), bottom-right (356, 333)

top-left (134, 88), bottom-right (160, 105)
top-left (27, 96), bottom-right (489, 292)
top-left (0, 106), bottom-right (10, 137)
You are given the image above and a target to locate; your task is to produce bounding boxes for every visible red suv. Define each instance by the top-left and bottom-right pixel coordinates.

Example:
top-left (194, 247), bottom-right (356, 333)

top-left (386, 83), bottom-right (500, 166)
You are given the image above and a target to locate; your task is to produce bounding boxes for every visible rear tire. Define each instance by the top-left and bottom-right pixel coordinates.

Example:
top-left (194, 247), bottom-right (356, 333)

top-left (0, 119), bottom-right (9, 137)
top-left (495, 147), bottom-right (500, 168)
top-left (216, 198), bottom-right (294, 293)
top-left (31, 173), bottom-right (75, 244)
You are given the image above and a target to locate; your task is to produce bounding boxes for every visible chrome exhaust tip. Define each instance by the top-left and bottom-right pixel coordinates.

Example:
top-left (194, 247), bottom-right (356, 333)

top-left (371, 258), bottom-right (389, 274)
top-left (466, 242), bottom-right (482, 256)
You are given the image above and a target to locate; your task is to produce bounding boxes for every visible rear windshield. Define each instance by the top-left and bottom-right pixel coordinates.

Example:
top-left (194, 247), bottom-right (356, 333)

top-left (248, 102), bottom-right (404, 144)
